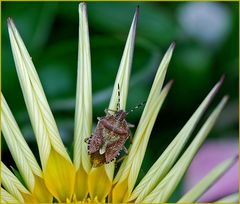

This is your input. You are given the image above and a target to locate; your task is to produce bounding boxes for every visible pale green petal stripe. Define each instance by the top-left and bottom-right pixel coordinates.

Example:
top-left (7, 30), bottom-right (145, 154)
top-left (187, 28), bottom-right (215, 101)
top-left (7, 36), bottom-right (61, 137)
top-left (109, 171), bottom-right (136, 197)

top-left (1, 162), bottom-right (30, 203)
top-left (178, 156), bottom-right (237, 203)
top-left (143, 96), bottom-right (228, 203)
top-left (7, 18), bottom-right (71, 170)
top-left (74, 2), bottom-right (92, 172)
top-left (114, 43), bottom-right (175, 184)
top-left (105, 7), bottom-right (139, 180)
top-left (130, 78), bottom-right (223, 202)
top-left (1, 94), bottom-right (42, 191)
top-left (215, 193), bottom-right (239, 203)
top-left (1, 188), bottom-right (20, 204)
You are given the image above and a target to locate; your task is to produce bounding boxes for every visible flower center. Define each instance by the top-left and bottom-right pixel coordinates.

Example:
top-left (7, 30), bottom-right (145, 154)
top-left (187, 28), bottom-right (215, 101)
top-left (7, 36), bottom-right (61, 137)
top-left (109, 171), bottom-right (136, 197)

top-left (66, 195), bottom-right (103, 203)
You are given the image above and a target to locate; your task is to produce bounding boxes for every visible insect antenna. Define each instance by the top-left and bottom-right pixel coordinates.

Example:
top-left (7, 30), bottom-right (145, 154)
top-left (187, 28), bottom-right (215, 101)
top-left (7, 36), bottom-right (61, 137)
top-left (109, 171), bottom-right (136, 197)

top-left (117, 83), bottom-right (121, 111)
top-left (126, 101), bottom-right (146, 115)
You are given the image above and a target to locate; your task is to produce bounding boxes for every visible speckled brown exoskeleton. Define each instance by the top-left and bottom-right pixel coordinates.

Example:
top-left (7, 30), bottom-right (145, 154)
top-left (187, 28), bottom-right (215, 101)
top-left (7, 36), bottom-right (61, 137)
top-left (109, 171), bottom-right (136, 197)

top-left (85, 85), bottom-right (145, 167)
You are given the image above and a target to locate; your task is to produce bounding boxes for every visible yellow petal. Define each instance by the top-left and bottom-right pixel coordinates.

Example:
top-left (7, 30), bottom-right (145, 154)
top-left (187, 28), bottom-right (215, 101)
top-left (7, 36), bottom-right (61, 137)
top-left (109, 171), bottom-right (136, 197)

top-left (88, 166), bottom-right (112, 202)
top-left (74, 165), bottom-right (89, 200)
top-left (21, 192), bottom-right (37, 203)
top-left (73, 3), bottom-right (92, 200)
top-left (112, 81), bottom-right (173, 202)
top-left (130, 78), bottom-right (224, 202)
top-left (178, 156), bottom-right (237, 203)
top-left (44, 148), bottom-right (76, 202)
top-left (143, 96), bottom-right (228, 203)
top-left (1, 94), bottom-right (52, 203)
top-left (32, 175), bottom-right (53, 203)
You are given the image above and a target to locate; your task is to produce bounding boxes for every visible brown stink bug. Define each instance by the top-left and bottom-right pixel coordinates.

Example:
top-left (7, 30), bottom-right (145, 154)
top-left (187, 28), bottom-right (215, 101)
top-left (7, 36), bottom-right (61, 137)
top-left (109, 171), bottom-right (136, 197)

top-left (85, 84), bottom-right (145, 167)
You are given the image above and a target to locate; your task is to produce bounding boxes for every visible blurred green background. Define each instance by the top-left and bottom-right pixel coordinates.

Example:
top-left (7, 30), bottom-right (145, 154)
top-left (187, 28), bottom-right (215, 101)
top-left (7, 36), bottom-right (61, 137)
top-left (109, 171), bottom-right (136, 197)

top-left (2, 2), bottom-right (238, 201)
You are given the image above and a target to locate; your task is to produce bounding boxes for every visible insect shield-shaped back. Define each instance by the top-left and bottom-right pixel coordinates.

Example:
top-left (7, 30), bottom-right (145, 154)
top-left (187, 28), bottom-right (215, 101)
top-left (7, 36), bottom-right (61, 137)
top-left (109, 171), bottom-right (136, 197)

top-left (87, 109), bottom-right (130, 167)
top-left (86, 84), bottom-right (145, 167)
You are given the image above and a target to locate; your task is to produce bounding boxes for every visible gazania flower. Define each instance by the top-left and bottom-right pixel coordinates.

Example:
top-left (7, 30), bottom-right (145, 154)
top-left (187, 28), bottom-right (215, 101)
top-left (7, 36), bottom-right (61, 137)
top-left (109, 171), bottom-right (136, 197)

top-left (1, 3), bottom-right (237, 203)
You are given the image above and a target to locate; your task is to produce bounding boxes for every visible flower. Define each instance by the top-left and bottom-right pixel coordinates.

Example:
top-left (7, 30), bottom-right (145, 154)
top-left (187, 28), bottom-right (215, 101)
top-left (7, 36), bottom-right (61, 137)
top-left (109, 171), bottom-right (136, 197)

top-left (1, 3), bottom-right (237, 203)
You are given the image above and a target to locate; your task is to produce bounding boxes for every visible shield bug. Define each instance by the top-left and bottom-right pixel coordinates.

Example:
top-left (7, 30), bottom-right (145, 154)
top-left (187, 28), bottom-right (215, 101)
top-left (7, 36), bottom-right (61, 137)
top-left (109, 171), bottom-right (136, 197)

top-left (85, 85), bottom-right (145, 167)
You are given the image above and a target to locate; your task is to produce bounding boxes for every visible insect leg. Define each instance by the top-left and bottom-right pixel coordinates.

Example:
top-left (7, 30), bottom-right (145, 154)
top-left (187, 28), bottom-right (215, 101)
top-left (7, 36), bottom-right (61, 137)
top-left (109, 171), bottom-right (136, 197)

top-left (116, 155), bottom-right (127, 164)
top-left (104, 108), bottom-right (117, 115)
top-left (84, 138), bottom-right (89, 143)
top-left (126, 101), bottom-right (146, 115)
top-left (122, 146), bottom-right (128, 155)
top-left (127, 123), bottom-right (135, 128)
top-left (128, 132), bottom-right (133, 144)
top-left (84, 134), bottom-right (93, 143)
top-left (99, 143), bottom-right (107, 155)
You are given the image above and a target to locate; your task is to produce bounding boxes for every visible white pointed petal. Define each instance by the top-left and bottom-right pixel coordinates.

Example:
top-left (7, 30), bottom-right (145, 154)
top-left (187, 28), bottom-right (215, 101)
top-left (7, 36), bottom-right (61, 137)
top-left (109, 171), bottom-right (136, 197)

top-left (1, 94), bottom-right (42, 191)
top-left (111, 81), bottom-right (173, 203)
top-left (178, 156), bottom-right (237, 203)
top-left (113, 42), bottom-right (175, 186)
top-left (88, 7), bottom-right (139, 200)
top-left (143, 96), bottom-right (228, 203)
top-left (7, 18), bottom-right (70, 170)
top-left (215, 193), bottom-right (239, 203)
top-left (73, 3), bottom-right (92, 200)
top-left (130, 78), bottom-right (224, 202)
top-left (108, 6), bottom-right (139, 111)
top-left (128, 82), bottom-right (172, 183)
top-left (1, 188), bottom-right (20, 204)
top-left (146, 42), bottom-right (175, 106)
top-left (74, 2), bottom-right (92, 173)
top-left (114, 43), bottom-right (175, 183)
top-left (1, 162), bottom-right (30, 203)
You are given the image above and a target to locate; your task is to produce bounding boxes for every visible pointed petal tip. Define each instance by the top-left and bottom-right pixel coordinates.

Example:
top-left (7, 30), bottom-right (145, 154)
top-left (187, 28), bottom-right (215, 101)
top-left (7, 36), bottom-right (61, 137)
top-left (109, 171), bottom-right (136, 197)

top-left (166, 79), bottom-right (174, 89)
top-left (165, 41), bottom-right (176, 57)
top-left (234, 154), bottom-right (239, 161)
top-left (7, 17), bottom-right (12, 24)
top-left (219, 74), bottom-right (225, 85)
top-left (7, 17), bottom-right (13, 28)
top-left (79, 2), bottom-right (86, 7)
top-left (219, 95), bottom-right (228, 110)
top-left (160, 80), bottom-right (174, 94)
top-left (136, 5), bottom-right (140, 15)
top-left (7, 17), bottom-right (16, 32)
top-left (223, 94), bottom-right (229, 101)
top-left (133, 5), bottom-right (140, 27)
top-left (214, 75), bottom-right (225, 91)
top-left (210, 76), bottom-right (226, 101)
top-left (171, 41), bottom-right (176, 50)
top-left (79, 2), bottom-right (87, 12)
